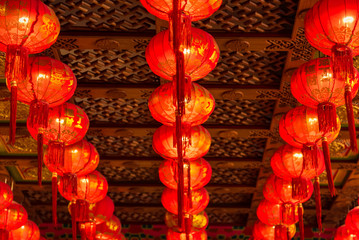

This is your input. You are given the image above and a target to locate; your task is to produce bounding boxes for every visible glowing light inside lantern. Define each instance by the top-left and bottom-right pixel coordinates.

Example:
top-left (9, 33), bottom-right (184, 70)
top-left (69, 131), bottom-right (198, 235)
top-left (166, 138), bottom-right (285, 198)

top-left (308, 117), bottom-right (318, 124)
top-left (19, 17), bottom-right (29, 24)
top-left (183, 48), bottom-right (191, 54)
top-left (343, 16), bottom-right (354, 23)
top-left (56, 118), bottom-right (65, 124)
top-left (293, 153), bottom-right (303, 158)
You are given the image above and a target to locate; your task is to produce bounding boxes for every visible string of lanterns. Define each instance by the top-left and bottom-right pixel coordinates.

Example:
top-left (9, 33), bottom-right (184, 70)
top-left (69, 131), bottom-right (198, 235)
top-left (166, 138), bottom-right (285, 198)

top-left (0, 0), bottom-right (124, 239)
top-left (253, 0), bottom-right (359, 239)
top-left (141, 0), bottom-right (221, 238)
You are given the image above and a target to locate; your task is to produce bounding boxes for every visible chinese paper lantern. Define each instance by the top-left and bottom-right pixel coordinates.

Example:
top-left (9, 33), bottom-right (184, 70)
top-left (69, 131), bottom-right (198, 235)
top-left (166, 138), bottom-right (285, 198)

top-left (0, 0), bottom-right (60, 144)
top-left (0, 202), bottom-right (28, 240)
top-left (335, 225), bottom-right (358, 240)
top-left (305, 0), bottom-right (359, 152)
top-left (146, 27), bottom-right (219, 81)
top-left (95, 215), bottom-right (122, 240)
top-left (165, 211), bottom-right (208, 233)
top-left (271, 144), bottom-right (325, 230)
top-left (167, 229), bottom-right (207, 240)
top-left (279, 106), bottom-right (340, 197)
top-left (148, 82), bottom-right (215, 126)
top-left (0, 182), bottom-right (13, 212)
top-left (162, 187), bottom-right (209, 215)
top-left (252, 220), bottom-right (296, 240)
top-left (152, 125), bottom-right (211, 161)
top-left (140, 0), bottom-right (221, 21)
top-left (80, 222), bottom-right (97, 240)
top-left (345, 207), bottom-right (359, 234)
top-left (159, 158), bottom-right (211, 190)
top-left (27, 103), bottom-right (89, 185)
top-left (9, 220), bottom-right (40, 240)
top-left (58, 171), bottom-right (108, 240)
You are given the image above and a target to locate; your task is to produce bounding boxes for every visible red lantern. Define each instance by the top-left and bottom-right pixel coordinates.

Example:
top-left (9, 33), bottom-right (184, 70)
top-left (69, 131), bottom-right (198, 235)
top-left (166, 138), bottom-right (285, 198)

top-left (146, 27), bottom-right (219, 81)
top-left (161, 187), bottom-right (209, 215)
top-left (159, 158), bottom-right (211, 190)
top-left (27, 103), bottom-right (89, 185)
top-left (165, 211), bottom-right (208, 233)
top-left (346, 207), bottom-right (359, 234)
top-left (95, 215), bottom-right (122, 240)
top-left (279, 106), bottom-right (340, 197)
top-left (0, 182), bottom-right (13, 212)
top-left (148, 82), bottom-right (215, 126)
top-left (305, 0), bottom-right (359, 152)
top-left (167, 229), bottom-right (207, 240)
top-left (0, 0), bottom-right (60, 144)
top-left (9, 220), bottom-right (40, 240)
top-left (252, 220), bottom-right (296, 240)
top-left (0, 202), bottom-right (28, 240)
top-left (335, 225), bottom-right (358, 240)
top-left (152, 125), bottom-right (211, 161)
top-left (257, 199), bottom-right (298, 227)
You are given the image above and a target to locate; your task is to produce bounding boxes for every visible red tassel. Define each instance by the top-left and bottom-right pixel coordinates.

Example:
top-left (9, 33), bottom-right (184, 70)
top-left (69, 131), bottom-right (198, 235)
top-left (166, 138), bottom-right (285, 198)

top-left (5, 45), bottom-right (29, 146)
top-left (52, 173), bottom-right (58, 226)
top-left (75, 199), bottom-right (90, 223)
top-left (48, 141), bottom-right (65, 167)
top-left (292, 177), bottom-right (307, 201)
top-left (298, 203), bottom-right (304, 240)
top-left (281, 203), bottom-right (295, 225)
top-left (185, 215), bottom-right (191, 240)
top-left (332, 44), bottom-right (355, 83)
top-left (345, 85), bottom-right (358, 153)
top-left (287, 227), bottom-right (291, 240)
top-left (177, 153), bottom-right (185, 229)
top-left (317, 102), bottom-right (338, 133)
top-left (322, 138), bottom-right (336, 196)
top-left (80, 222), bottom-right (96, 240)
top-left (186, 161), bottom-right (193, 209)
top-left (0, 229), bottom-right (9, 240)
top-left (37, 132), bottom-right (44, 186)
top-left (314, 176), bottom-right (322, 232)
top-left (275, 225), bottom-right (287, 240)
top-left (63, 174), bottom-right (78, 197)
top-left (29, 100), bottom-right (49, 129)
top-left (71, 200), bottom-right (77, 240)
top-left (302, 144), bottom-right (319, 171)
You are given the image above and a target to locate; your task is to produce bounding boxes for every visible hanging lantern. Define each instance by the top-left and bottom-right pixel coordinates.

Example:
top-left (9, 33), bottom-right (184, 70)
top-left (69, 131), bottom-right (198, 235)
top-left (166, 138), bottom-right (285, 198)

top-left (140, 0), bottom-right (221, 21)
top-left (165, 211), bottom-right (208, 233)
top-left (95, 215), bottom-right (122, 240)
top-left (161, 187), bottom-right (209, 215)
top-left (159, 158), bottom-right (212, 190)
top-left (279, 106), bottom-right (340, 197)
top-left (9, 220), bottom-right (40, 240)
top-left (146, 27), bottom-right (219, 81)
top-left (152, 125), bottom-right (211, 161)
top-left (252, 220), bottom-right (296, 240)
top-left (0, 182), bottom-right (13, 212)
top-left (0, 202), bottom-right (28, 240)
top-left (148, 82), bottom-right (215, 126)
top-left (335, 225), bottom-right (358, 240)
top-left (305, 0), bottom-right (359, 152)
top-left (27, 103), bottom-right (89, 185)
top-left (291, 57), bottom-right (359, 133)
top-left (345, 207), bottom-right (359, 234)
top-left (167, 229), bottom-right (207, 240)
top-left (0, 0), bottom-right (60, 144)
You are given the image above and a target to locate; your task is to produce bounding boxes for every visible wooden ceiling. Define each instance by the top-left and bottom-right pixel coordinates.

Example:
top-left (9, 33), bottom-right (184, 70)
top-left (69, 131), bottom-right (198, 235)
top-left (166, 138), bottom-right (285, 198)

top-left (0, 0), bottom-right (359, 231)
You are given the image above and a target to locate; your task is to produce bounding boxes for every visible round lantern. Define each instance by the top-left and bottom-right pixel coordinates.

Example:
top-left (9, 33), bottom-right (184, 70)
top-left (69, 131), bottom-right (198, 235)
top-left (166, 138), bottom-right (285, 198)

top-left (146, 27), bottom-right (219, 81)
top-left (159, 158), bottom-right (212, 190)
top-left (257, 199), bottom-right (298, 226)
top-left (0, 182), bottom-right (13, 212)
top-left (161, 187), bottom-right (209, 215)
top-left (167, 229), bottom-right (207, 240)
top-left (252, 220), bottom-right (296, 240)
top-left (165, 211), bottom-right (208, 233)
top-left (89, 196), bottom-right (115, 225)
top-left (9, 220), bottom-right (40, 240)
top-left (0, 0), bottom-right (60, 144)
top-left (140, 0), bottom-right (221, 21)
top-left (305, 0), bottom-right (359, 153)
top-left (346, 207), bottom-right (359, 233)
top-left (0, 202), bottom-right (28, 240)
top-left (27, 103), bottom-right (89, 185)
top-left (148, 82), bottom-right (215, 126)
top-left (152, 125), bottom-right (211, 161)
top-left (95, 215), bottom-right (122, 240)
top-left (279, 105), bottom-right (340, 197)
top-left (335, 225), bottom-right (358, 240)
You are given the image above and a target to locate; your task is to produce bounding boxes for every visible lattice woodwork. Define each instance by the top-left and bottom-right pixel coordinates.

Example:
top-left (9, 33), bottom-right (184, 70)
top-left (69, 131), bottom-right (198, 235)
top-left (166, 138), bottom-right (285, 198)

top-left (208, 100), bottom-right (275, 126)
top-left (108, 192), bottom-right (162, 205)
top-left (75, 98), bottom-right (155, 124)
top-left (210, 168), bottom-right (259, 186)
top-left (22, 190), bottom-right (70, 206)
top-left (43, 0), bottom-right (156, 31)
top-left (302, 194), bottom-right (335, 210)
top-left (209, 193), bottom-right (253, 207)
top-left (36, 209), bottom-right (71, 224)
top-left (60, 49), bottom-right (159, 84)
top-left (115, 209), bottom-right (165, 224)
top-left (207, 212), bottom-right (248, 225)
top-left (98, 166), bottom-right (159, 183)
top-left (199, 51), bottom-right (287, 85)
top-left (209, 138), bottom-right (267, 158)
